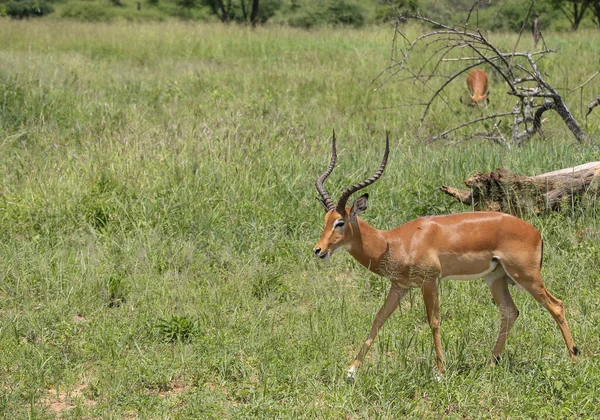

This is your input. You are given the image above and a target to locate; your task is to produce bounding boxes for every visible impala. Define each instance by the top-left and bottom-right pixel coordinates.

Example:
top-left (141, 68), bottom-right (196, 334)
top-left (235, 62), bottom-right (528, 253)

top-left (314, 133), bottom-right (578, 380)
top-left (466, 68), bottom-right (489, 106)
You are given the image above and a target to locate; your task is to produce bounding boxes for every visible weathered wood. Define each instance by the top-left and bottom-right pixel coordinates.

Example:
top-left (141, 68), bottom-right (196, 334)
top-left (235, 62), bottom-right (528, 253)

top-left (440, 162), bottom-right (600, 215)
top-left (587, 94), bottom-right (600, 116)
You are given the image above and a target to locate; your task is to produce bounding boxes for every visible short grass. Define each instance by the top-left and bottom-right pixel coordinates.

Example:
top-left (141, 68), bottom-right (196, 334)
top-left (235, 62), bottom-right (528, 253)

top-left (1, 21), bottom-right (600, 418)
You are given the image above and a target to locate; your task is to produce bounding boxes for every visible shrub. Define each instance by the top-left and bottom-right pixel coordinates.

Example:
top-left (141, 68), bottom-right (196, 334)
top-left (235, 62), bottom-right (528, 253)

top-left (253, 0), bottom-right (281, 24)
top-left (284, 6), bottom-right (327, 28)
top-left (5, 0), bottom-right (54, 19)
top-left (375, 0), bottom-right (418, 23)
top-left (327, 0), bottom-right (365, 27)
top-left (60, 1), bottom-right (116, 21)
top-left (105, 273), bottom-right (128, 308)
top-left (177, 0), bottom-right (197, 9)
top-left (276, 0), bottom-right (367, 28)
top-left (429, 0), bottom-right (570, 33)
top-left (169, 5), bottom-right (214, 20)
top-left (251, 267), bottom-right (291, 301)
top-left (198, 0), bottom-right (281, 24)
top-left (155, 316), bottom-right (197, 343)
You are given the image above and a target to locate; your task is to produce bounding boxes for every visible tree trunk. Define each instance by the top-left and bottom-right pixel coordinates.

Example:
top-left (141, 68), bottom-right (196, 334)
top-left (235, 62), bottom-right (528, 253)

top-left (250, 0), bottom-right (259, 27)
top-left (571, 0), bottom-right (590, 30)
top-left (240, 0), bottom-right (247, 21)
top-left (593, 1), bottom-right (600, 26)
top-left (440, 162), bottom-right (600, 215)
top-left (218, 0), bottom-right (230, 23)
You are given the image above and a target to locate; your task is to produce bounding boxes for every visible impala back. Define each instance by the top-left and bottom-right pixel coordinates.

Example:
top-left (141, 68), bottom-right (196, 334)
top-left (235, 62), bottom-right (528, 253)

top-left (466, 69), bottom-right (489, 105)
top-left (385, 212), bottom-right (541, 282)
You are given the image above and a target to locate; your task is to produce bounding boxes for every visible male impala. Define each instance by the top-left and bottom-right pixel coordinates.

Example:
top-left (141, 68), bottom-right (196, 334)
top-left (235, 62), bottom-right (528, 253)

top-left (314, 133), bottom-right (578, 380)
top-left (466, 68), bottom-right (489, 106)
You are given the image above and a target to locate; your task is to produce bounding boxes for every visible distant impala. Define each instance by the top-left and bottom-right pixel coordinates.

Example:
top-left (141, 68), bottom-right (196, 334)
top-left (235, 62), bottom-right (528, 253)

top-left (466, 68), bottom-right (489, 106)
top-left (314, 133), bottom-right (578, 380)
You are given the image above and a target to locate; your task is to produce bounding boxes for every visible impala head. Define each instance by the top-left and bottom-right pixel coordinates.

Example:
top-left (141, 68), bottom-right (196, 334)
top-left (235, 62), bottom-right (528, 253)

top-left (470, 91), bottom-right (489, 106)
top-left (313, 131), bottom-right (389, 259)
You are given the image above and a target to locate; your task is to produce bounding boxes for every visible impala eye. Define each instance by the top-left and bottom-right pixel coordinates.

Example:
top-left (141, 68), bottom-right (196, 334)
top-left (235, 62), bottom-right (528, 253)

top-left (333, 220), bottom-right (345, 229)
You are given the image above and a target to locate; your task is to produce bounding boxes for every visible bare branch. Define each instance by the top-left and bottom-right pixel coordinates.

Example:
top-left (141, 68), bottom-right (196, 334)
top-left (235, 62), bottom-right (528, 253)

top-left (463, 0), bottom-right (483, 25)
top-left (511, 91), bottom-right (561, 98)
top-left (586, 95), bottom-right (600, 116)
top-left (428, 112), bottom-right (515, 142)
top-left (569, 71), bottom-right (600, 93)
top-left (442, 49), bottom-right (551, 62)
top-left (507, 0), bottom-right (536, 75)
top-left (442, 57), bottom-right (487, 62)
top-left (514, 77), bottom-right (537, 84)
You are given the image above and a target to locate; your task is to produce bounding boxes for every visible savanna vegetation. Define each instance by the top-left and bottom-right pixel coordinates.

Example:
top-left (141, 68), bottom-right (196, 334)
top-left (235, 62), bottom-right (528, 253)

top-left (1, 19), bottom-right (600, 418)
top-left (4, 0), bottom-right (600, 33)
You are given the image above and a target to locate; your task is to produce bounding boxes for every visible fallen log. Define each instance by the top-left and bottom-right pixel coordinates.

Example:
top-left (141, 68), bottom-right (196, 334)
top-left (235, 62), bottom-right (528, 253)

top-left (440, 162), bottom-right (600, 215)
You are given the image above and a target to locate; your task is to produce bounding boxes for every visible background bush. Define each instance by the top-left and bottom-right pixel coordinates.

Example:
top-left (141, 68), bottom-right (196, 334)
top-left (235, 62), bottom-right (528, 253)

top-left (3, 0), bottom-right (598, 31)
top-left (5, 0), bottom-right (54, 18)
top-left (59, 1), bottom-right (114, 21)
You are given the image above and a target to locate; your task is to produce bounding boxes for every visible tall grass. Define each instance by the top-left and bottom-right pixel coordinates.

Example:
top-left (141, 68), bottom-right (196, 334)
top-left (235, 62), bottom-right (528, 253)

top-left (1, 21), bottom-right (600, 418)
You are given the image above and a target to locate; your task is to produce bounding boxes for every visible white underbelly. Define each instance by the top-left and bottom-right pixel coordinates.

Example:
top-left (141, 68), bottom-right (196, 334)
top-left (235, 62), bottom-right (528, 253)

top-left (439, 257), bottom-right (501, 281)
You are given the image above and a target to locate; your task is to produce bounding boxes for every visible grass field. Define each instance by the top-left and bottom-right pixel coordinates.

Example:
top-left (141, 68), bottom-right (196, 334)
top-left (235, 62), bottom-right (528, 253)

top-left (1, 20), bottom-right (600, 418)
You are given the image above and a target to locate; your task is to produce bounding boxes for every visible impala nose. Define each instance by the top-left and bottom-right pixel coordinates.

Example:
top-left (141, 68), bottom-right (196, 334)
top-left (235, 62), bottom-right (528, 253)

top-left (314, 248), bottom-right (321, 256)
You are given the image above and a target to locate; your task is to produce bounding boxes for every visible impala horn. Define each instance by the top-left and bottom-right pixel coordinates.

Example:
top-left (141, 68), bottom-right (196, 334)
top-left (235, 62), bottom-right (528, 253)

top-left (315, 130), bottom-right (337, 212)
top-left (336, 133), bottom-right (389, 215)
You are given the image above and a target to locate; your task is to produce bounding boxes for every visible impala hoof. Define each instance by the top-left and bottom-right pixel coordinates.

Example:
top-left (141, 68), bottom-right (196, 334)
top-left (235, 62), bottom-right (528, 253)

top-left (345, 365), bottom-right (358, 382)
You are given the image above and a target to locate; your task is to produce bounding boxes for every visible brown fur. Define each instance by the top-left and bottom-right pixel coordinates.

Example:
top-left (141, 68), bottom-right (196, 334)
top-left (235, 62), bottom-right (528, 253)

top-left (466, 68), bottom-right (489, 105)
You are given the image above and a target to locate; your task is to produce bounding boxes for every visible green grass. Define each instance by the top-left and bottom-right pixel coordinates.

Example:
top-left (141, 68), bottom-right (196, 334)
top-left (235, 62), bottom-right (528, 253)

top-left (1, 20), bottom-right (600, 418)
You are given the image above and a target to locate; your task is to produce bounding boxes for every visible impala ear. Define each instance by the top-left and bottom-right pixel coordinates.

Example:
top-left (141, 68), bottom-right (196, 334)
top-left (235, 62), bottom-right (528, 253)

top-left (350, 194), bottom-right (369, 219)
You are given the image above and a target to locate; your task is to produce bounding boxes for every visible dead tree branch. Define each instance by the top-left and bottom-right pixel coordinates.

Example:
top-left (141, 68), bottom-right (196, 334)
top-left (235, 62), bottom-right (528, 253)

top-left (428, 111), bottom-right (515, 142)
top-left (440, 162), bottom-right (600, 215)
top-left (587, 95), bottom-right (600, 116)
top-left (569, 70), bottom-right (599, 93)
top-left (374, 10), bottom-right (588, 145)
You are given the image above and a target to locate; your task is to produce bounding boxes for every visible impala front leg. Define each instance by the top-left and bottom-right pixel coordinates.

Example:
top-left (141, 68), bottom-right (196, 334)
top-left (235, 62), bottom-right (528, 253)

top-left (347, 284), bottom-right (408, 381)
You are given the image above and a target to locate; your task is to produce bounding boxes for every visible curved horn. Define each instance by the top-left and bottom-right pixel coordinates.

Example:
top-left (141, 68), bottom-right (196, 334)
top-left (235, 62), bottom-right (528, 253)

top-left (336, 133), bottom-right (389, 214)
top-left (315, 130), bottom-right (337, 212)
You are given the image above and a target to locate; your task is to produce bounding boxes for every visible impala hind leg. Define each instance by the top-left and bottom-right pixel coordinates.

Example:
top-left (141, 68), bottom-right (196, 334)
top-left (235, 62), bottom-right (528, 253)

top-left (486, 273), bottom-right (519, 365)
top-left (422, 280), bottom-right (445, 373)
top-left (347, 284), bottom-right (408, 381)
top-left (511, 271), bottom-right (579, 359)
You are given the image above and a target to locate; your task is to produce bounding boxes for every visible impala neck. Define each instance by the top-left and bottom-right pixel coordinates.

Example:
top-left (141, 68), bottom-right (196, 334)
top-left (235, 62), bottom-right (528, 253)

top-left (346, 217), bottom-right (389, 275)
